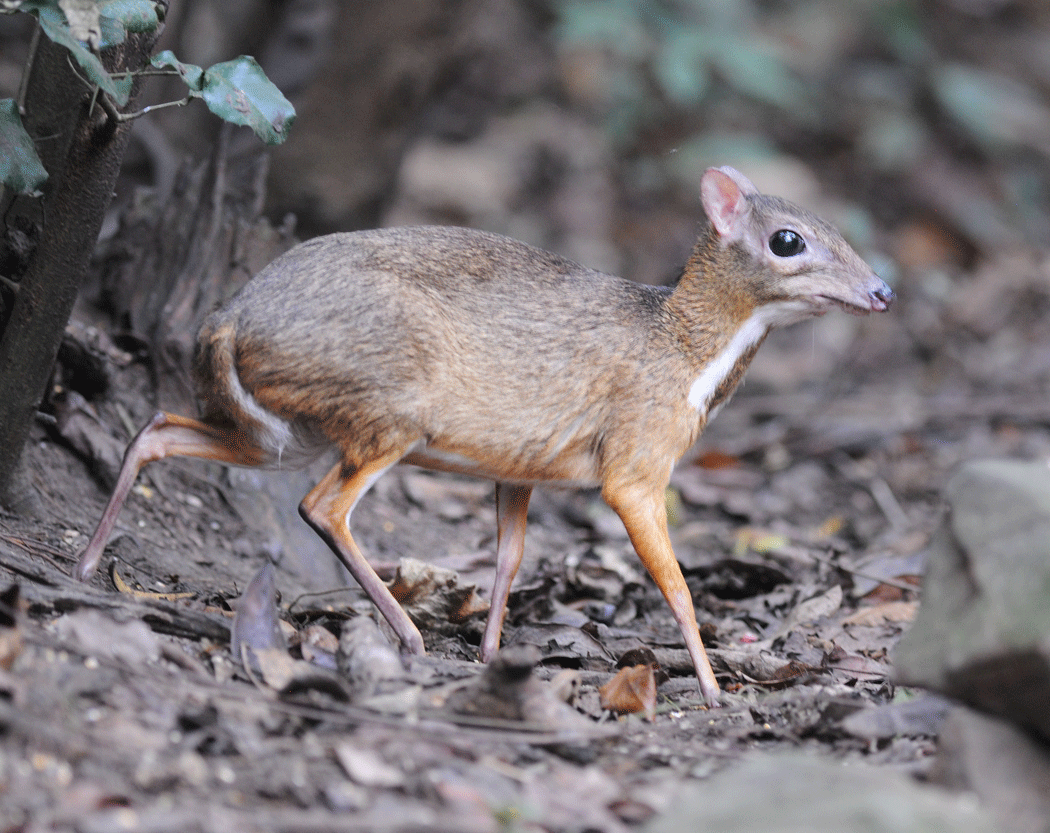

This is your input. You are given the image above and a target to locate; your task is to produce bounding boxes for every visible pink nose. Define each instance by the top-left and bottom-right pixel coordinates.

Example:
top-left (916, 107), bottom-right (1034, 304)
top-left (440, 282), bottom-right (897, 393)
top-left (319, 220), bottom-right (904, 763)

top-left (869, 279), bottom-right (894, 311)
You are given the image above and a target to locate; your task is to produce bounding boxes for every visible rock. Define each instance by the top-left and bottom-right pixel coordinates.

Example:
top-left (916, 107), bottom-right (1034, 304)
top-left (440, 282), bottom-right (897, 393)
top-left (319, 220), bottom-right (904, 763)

top-left (643, 753), bottom-right (993, 833)
top-left (931, 707), bottom-right (1050, 833)
top-left (894, 459), bottom-right (1050, 740)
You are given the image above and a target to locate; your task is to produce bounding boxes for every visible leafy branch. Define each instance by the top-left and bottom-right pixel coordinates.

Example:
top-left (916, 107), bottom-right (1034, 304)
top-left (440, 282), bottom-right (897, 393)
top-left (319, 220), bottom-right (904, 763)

top-left (0, 0), bottom-right (295, 197)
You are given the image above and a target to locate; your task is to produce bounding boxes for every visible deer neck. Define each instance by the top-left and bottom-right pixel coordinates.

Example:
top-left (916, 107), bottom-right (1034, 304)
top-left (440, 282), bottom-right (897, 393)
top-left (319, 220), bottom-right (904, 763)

top-left (666, 231), bottom-right (780, 417)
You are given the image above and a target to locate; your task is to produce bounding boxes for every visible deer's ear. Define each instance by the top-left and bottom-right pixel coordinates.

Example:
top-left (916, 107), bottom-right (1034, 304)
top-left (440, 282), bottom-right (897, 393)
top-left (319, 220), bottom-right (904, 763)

top-left (700, 167), bottom-right (755, 242)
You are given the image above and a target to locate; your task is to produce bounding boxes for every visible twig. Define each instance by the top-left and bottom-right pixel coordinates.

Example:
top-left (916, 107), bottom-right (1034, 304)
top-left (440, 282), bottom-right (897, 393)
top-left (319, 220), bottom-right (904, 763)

top-left (808, 549), bottom-right (918, 594)
top-left (16, 21), bottom-right (40, 114)
top-left (869, 477), bottom-right (909, 529)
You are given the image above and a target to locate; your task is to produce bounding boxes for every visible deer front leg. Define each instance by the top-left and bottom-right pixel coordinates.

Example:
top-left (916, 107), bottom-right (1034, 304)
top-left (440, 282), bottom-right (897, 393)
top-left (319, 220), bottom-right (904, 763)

top-left (603, 481), bottom-right (721, 706)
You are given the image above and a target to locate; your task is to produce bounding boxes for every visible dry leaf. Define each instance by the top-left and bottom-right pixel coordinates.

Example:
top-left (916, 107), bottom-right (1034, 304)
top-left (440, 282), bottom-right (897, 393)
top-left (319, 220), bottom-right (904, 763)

top-left (112, 564), bottom-right (193, 601)
top-left (58, 0), bottom-right (101, 49)
top-left (388, 558), bottom-right (488, 626)
top-left (253, 647), bottom-right (298, 689)
top-left (842, 600), bottom-right (919, 627)
top-left (783, 585), bottom-right (843, 630)
top-left (599, 665), bottom-right (657, 720)
top-left (334, 744), bottom-right (405, 788)
top-left (52, 609), bottom-right (160, 664)
top-left (815, 515), bottom-right (845, 538)
top-left (735, 528), bottom-right (790, 555)
top-left (338, 616), bottom-right (406, 697)
top-left (231, 562), bottom-right (287, 665)
top-left (444, 644), bottom-right (591, 730)
top-left (694, 449), bottom-right (740, 469)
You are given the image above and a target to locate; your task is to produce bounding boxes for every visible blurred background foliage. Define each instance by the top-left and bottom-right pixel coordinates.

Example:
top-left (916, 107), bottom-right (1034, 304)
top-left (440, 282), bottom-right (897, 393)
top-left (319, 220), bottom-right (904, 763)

top-left (2, 0), bottom-right (1048, 303)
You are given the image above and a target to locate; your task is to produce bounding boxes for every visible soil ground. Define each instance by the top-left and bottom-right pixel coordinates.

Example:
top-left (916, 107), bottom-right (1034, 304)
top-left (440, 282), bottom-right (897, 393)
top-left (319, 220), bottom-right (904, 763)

top-left (4, 245), bottom-right (1049, 830)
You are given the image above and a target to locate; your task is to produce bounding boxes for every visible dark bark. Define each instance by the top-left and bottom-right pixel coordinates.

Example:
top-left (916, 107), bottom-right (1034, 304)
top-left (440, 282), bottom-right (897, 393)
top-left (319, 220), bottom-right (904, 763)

top-left (0, 27), bottom-right (161, 504)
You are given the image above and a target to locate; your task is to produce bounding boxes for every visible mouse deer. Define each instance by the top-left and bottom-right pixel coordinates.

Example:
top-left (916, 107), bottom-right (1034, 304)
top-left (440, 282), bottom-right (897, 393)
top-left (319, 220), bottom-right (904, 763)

top-left (75, 166), bottom-right (892, 706)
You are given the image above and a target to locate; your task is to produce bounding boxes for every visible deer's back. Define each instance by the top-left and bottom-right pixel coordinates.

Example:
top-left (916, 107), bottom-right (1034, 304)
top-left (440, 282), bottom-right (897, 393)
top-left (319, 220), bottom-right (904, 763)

top-left (196, 227), bottom-right (692, 480)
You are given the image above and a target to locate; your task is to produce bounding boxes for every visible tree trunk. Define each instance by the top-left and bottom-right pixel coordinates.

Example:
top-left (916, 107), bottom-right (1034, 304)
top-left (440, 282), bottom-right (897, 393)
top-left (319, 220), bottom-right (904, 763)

top-left (0, 26), bottom-right (160, 504)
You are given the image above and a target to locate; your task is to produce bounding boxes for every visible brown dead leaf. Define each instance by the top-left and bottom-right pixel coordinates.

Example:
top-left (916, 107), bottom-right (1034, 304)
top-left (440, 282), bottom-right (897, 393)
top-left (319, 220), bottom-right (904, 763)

top-left (388, 558), bottom-right (488, 626)
top-left (694, 449), bottom-right (740, 469)
top-left (765, 659), bottom-right (812, 686)
top-left (298, 624), bottom-right (339, 668)
top-left (111, 564), bottom-right (194, 601)
top-left (599, 665), bottom-right (657, 720)
top-left (862, 580), bottom-right (921, 603)
top-left (252, 647), bottom-right (298, 690)
top-left (842, 601), bottom-right (919, 627)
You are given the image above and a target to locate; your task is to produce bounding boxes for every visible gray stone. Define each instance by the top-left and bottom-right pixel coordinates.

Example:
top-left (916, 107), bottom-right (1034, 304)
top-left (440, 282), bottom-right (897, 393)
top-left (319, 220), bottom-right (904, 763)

top-left (643, 754), bottom-right (994, 833)
top-left (932, 708), bottom-right (1050, 833)
top-left (894, 459), bottom-right (1050, 740)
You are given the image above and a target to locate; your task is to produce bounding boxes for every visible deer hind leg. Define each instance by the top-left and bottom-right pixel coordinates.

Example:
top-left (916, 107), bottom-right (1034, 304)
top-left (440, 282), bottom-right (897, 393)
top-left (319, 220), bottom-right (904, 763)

top-left (76, 411), bottom-right (271, 582)
top-left (603, 481), bottom-right (721, 707)
top-left (479, 482), bottom-right (532, 662)
top-left (299, 450), bottom-right (425, 655)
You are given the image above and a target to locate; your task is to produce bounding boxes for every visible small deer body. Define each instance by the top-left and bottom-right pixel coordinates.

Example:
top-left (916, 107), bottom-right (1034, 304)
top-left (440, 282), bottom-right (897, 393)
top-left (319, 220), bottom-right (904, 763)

top-left (76, 167), bottom-right (892, 705)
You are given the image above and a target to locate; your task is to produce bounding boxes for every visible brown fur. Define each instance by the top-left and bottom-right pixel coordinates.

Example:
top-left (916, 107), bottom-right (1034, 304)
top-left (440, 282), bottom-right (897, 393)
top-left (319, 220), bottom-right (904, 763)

top-left (77, 167), bottom-right (892, 706)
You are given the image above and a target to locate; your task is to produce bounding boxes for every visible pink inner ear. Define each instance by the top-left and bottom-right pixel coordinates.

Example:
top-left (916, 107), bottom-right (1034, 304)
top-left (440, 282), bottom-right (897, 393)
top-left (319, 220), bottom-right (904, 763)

top-left (701, 169), bottom-right (746, 240)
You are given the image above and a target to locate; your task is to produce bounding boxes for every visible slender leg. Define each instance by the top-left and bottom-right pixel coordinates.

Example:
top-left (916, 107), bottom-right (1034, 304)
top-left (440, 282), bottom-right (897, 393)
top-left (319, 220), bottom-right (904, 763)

top-left (75, 411), bottom-right (269, 582)
top-left (480, 482), bottom-right (532, 662)
top-left (603, 482), bottom-right (721, 707)
top-left (299, 452), bottom-right (426, 655)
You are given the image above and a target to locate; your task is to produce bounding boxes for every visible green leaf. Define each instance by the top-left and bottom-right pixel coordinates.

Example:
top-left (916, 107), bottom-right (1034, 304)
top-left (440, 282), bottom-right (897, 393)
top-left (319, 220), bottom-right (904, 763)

top-left (153, 52), bottom-right (294, 144)
top-left (710, 37), bottom-right (805, 110)
top-left (0, 99), bottom-right (48, 195)
top-left (652, 30), bottom-right (711, 107)
top-left (932, 63), bottom-right (1050, 151)
top-left (22, 0), bottom-right (133, 105)
top-left (151, 49), bottom-right (204, 89)
top-left (199, 56), bottom-right (294, 145)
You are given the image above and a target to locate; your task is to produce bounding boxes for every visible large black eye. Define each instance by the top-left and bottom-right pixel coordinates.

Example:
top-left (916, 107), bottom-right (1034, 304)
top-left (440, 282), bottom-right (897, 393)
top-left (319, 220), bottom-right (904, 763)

top-left (769, 229), bottom-right (805, 257)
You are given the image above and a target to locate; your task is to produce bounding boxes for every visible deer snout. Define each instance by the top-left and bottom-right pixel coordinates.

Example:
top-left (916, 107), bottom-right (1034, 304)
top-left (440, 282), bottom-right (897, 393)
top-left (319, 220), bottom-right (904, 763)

top-left (869, 278), bottom-right (894, 312)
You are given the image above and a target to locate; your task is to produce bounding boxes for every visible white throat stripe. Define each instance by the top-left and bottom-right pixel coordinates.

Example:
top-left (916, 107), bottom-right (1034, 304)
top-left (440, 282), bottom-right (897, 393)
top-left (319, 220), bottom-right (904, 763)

top-left (687, 301), bottom-right (811, 412)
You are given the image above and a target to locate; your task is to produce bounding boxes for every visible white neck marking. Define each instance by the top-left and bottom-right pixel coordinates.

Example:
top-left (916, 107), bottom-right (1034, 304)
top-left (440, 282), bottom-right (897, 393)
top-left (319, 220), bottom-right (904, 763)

top-left (687, 301), bottom-right (813, 413)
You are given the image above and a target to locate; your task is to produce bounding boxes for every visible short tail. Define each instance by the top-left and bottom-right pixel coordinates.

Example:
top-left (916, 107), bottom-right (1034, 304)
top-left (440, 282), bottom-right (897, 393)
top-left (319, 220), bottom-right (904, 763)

top-left (192, 316), bottom-right (320, 467)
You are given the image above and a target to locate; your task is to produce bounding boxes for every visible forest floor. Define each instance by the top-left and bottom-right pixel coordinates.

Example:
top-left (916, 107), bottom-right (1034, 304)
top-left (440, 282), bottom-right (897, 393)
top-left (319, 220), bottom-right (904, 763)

top-left (3, 235), bottom-right (1049, 831)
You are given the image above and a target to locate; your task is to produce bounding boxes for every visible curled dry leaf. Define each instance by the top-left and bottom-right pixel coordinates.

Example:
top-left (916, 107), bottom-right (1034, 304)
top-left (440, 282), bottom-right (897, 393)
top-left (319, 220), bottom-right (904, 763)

top-left (231, 562), bottom-right (287, 671)
top-left (112, 564), bottom-right (193, 601)
top-left (599, 665), bottom-right (657, 720)
top-left (388, 558), bottom-right (488, 627)
top-left (298, 624), bottom-right (339, 669)
top-left (334, 744), bottom-right (405, 788)
top-left (772, 584), bottom-right (843, 640)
